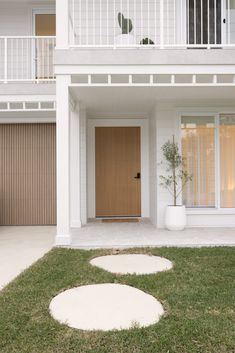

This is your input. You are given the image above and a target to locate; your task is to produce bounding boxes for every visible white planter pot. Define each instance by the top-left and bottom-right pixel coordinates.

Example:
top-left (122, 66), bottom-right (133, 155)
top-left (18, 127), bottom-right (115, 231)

top-left (115, 34), bottom-right (135, 46)
top-left (165, 205), bottom-right (186, 231)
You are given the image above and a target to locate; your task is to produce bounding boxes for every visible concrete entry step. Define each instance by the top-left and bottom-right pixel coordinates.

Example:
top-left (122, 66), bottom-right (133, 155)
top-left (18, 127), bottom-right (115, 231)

top-left (49, 283), bottom-right (164, 331)
top-left (90, 254), bottom-right (173, 275)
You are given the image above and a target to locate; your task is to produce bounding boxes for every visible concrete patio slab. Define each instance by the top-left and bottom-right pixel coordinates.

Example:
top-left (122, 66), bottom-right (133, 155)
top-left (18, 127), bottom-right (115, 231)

top-left (49, 284), bottom-right (164, 331)
top-left (71, 219), bottom-right (235, 249)
top-left (0, 226), bottom-right (56, 289)
top-left (90, 254), bottom-right (173, 274)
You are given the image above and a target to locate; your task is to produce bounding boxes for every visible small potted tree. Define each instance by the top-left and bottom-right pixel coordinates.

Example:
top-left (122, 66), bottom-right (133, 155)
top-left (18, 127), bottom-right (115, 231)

top-left (140, 38), bottom-right (155, 45)
top-left (116, 12), bottom-right (135, 45)
top-left (159, 136), bottom-right (192, 231)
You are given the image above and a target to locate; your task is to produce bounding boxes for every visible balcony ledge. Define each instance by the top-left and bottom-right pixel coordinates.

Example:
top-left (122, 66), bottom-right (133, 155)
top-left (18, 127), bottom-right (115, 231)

top-left (54, 48), bottom-right (235, 66)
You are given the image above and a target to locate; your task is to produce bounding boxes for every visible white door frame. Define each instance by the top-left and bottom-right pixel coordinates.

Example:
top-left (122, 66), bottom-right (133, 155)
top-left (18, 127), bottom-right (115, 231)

top-left (87, 118), bottom-right (150, 219)
top-left (221, 0), bottom-right (229, 44)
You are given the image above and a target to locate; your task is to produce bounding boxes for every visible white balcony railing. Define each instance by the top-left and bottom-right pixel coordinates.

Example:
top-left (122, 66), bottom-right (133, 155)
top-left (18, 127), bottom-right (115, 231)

top-left (0, 36), bottom-right (56, 83)
top-left (69, 0), bottom-right (235, 48)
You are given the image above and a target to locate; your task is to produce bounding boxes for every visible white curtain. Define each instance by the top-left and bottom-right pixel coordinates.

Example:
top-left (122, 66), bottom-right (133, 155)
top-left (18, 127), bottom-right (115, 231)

top-left (220, 115), bottom-right (235, 208)
top-left (181, 116), bottom-right (215, 207)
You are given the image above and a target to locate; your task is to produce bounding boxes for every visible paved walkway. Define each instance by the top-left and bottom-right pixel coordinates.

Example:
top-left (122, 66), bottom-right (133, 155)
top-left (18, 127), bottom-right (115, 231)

top-left (1, 222), bottom-right (234, 288)
top-left (0, 226), bottom-right (55, 289)
top-left (71, 219), bottom-right (235, 249)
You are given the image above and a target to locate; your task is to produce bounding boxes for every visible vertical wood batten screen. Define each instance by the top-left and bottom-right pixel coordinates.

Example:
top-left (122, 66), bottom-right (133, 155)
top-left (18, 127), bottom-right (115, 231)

top-left (181, 116), bottom-right (215, 207)
top-left (0, 124), bottom-right (56, 225)
top-left (220, 115), bottom-right (235, 208)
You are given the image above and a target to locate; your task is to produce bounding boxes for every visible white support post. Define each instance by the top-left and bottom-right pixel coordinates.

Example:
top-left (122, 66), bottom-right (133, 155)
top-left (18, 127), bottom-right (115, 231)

top-left (56, 0), bottom-right (70, 48)
top-left (70, 104), bottom-right (82, 228)
top-left (56, 75), bottom-right (71, 246)
top-left (80, 107), bottom-right (87, 225)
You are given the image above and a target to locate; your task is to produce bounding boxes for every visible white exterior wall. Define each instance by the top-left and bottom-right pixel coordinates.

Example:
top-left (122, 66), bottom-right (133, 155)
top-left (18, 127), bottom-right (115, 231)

top-left (155, 107), bottom-right (179, 228)
top-left (0, 1), bottom-right (55, 81)
top-left (149, 105), bottom-right (157, 225)
top-left (231, 0), bottom-right (235, 43)
top-left (0, 1), bottom-right (55, 35)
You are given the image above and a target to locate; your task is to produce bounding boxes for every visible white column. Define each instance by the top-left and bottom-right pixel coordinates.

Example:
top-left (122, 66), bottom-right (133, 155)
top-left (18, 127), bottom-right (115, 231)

top-left (70, 104), bottom-right (82, 228)
top-left (80, 107), bottom-right (87, 225)
top-left (56, 75), bottom-right (71, 246)
top-left (56, 0), bottom-right (69, 49)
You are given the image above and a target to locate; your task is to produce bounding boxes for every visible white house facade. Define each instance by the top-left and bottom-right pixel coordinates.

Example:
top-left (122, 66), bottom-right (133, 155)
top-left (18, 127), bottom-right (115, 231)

top-left (1, 0), bottom-right (235, 246)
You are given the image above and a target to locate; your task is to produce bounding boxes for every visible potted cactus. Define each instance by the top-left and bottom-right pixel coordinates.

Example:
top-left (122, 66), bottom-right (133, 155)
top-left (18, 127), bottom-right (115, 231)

top-left (116, 12), bottom-right (135, 45)
top-left (159, 136), bottom-right (192, 231)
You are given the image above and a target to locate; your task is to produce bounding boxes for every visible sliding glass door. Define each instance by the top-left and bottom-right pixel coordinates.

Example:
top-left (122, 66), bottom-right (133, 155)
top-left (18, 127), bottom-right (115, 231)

top-left (187, 0), bottom-right (222, 45)
top-left (220, 115), bottom-right (235, 207)
top-left (181, 114), bottom-right (235, 209)
top-left (181, 116), bottom-right (215, 207)
top-left (34, 12), bottom-right (56, 79)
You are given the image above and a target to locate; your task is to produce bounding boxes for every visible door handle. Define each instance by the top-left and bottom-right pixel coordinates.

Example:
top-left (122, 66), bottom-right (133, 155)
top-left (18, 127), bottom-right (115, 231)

top-left (134, 172), bottom-right (141, 179)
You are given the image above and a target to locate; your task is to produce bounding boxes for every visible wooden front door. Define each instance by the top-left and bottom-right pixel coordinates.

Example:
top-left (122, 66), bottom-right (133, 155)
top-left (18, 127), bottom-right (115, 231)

top-left (95, 127), bottom-right (141, 217)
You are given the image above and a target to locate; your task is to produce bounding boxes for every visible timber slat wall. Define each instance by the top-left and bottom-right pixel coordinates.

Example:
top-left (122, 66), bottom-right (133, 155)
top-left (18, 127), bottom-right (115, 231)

top-left (0, 123), bottom-right (56, 225)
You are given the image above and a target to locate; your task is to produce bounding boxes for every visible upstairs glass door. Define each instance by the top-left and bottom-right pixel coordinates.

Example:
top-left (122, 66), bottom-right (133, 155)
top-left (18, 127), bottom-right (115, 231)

top-left (187, 0), bottom-right (222, 45)
top-left (35, 13), bottom-right (56, 79)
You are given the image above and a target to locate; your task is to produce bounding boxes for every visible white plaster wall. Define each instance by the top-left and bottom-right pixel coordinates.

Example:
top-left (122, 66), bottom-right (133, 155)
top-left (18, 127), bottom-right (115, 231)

top-left (0, 1), bottom-right (55, 81)
top-left (156, 106), bottom-right (180, 228)
top-left (0, 1), bottom-right (55, 35)
top-left (149, 105), bottom-right (157, 225)
top-left (187, 211), bottom-right (235, 227)
top-left (230, 0), bottom-right (235, 43)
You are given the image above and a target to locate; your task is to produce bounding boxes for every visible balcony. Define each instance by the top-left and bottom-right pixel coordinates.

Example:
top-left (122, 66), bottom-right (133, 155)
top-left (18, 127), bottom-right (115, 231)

top-left (0, 36), bottom-right (56, 83)
top-left (68, 0), bottom-right (235, 49)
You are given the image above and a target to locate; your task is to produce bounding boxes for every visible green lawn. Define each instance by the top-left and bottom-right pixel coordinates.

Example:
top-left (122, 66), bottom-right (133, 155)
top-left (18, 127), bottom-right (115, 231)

top-left (0, 247), bottom-right (234, 353)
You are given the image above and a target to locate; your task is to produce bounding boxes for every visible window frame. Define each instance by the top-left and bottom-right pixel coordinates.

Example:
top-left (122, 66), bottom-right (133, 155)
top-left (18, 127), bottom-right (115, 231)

top-left (180, 112), bottom-right (235, 211)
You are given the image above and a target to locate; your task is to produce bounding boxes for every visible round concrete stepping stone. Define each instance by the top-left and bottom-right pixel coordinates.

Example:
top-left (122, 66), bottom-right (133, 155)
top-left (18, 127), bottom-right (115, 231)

top-left (49, 283), bottom-right (164, 331)
top-left (90, 254), bottom-right (173, 275)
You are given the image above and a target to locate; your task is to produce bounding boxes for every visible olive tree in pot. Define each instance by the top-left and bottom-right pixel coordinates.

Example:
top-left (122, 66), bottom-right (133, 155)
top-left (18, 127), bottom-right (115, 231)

top-left (160, 136), bottom-right (192, 231)
top-left (115, 12), bottom-right (135, 45)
